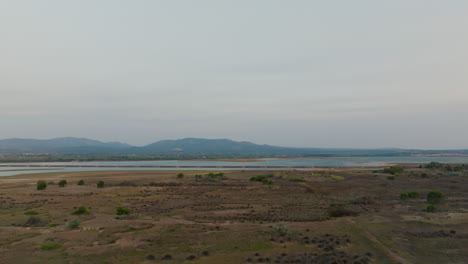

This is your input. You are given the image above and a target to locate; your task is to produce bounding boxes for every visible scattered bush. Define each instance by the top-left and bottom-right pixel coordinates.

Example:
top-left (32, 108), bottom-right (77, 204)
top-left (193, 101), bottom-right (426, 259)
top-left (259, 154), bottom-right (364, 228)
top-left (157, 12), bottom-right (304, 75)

top-left (116, 206), bottom-right (130, 215)
top-left (68, 219), bottom-right (80, 229)
top-left (427, 191), bottom-right (444, 203)
top-left (36, 181), bottom-right (47, 190)
top-left (24, 216), bottom-right (46, 227)
top-left (272, 223), bottom-right (289, 237)
top-left (24, 210), bottom-right (39, 215)
top-left (194, 172), bottom-right (226, 182)
top-left (386, 176), bottom-right (395, 180)
top-left (424, 162), bottom-right (466, 171)
top-left (330, 175), bottom-right (345, 181)
top-left (48, 223), bottom-right (59, 227)
top-left (250, 175), bottom-right (273, 185)
top-left (161, 254), bottom-right (172, 260)
top-left (116, 180), bottom-right (137, 186)
top-left (77, 180), bottom-right (85, 185)
top-left (39, 242), bottom-right (61, 250)
top-left (289, 178), bottom-right (306, 182)
top-left (72, 206), bottom-right (90, 215)
top-left (425, 162), bottom-right (445, 169)
top-left (400, 192), bottom-right (420, 199)
top-left (97, 180), bottom-right (104, 188)
top-left (327, 204), bottom-right (358, 218)
top-left (383, 166), bottom-right (404, 175)
top-left (58, 180), bottom-right (67, 187)
top-left (350, 196), bottom-right (374, 205)
top-left (426, 204), bottom-right (436, 212)
top-left (177, 173), bottom-right (185, 179)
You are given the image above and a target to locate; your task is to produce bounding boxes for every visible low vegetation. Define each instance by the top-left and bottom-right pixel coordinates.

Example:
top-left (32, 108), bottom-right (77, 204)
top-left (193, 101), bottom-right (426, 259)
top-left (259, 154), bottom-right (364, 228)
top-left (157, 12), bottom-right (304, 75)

top-left (426, 204), bottom-right (437, 212)
top-left (424, 162), bottom-right (466, 171)
top-left (383, 166), bottom-right (404, 174)
top-left (39, 242), bottom-right (61, 250)
top-left (289, 177), bottom-right (306, 182)
top-left (350, 196), bottom-right (374, 205)
top-left (24, 216), bottom-right (46, 227)
top-left (250, 175), bottom-right (273, 185)
top-left (194, 172), bottom-right (226, 182)
top-left (36, 180), bottom-right (47, 190)
top-left (58, 180), bottom-right (67, 187)
top-left (400, 191), bottom-right (420, 199)
top-left (327, 204), bottom-right (358, 218)
top-left (0, 166), bottom-right (466, 263)
top-left (427, 191), bottom-right (444, 203)
top-left (68, 220), bottom-right (80, 229)
top-left (77, 179), bottom-right (85, 185)
top-left (97, 180), bottom-right (104, 188)
top-left (72, 206), bottom-right (90, 215)
top-left (272, 223), bottom-right (289, 237)
top-left (116, 206), bottom-right (130, 215)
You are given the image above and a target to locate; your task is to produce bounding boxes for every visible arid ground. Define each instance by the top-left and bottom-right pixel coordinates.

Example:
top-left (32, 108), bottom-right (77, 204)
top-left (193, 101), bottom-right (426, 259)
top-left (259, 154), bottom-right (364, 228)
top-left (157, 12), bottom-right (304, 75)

top-left (0, 164), bottom-right (467, 264)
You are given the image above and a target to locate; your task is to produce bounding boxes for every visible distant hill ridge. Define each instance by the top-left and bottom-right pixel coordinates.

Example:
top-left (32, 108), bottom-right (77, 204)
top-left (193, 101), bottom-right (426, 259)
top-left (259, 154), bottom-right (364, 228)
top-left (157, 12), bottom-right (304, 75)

top-left (0, 137), bottom-right (467, 157)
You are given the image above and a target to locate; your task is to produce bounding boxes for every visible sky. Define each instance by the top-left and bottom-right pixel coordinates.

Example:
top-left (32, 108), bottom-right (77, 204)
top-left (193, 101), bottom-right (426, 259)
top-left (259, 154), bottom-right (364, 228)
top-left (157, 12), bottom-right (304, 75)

top-left (1, 1), bottom-right (467, 149)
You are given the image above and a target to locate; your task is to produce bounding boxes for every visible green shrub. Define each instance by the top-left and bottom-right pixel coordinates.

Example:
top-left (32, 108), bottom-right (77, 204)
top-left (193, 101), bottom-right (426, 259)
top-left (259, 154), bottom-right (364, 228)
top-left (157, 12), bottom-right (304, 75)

top-left (250, 175), bottom-right (273, 184)
top-left (39, 242), bottom-right (61, 250)
top-left (289, 178), bottom-right (306, 182)
top-left (330, 175), bottom-right (345, 181)
top-left (425, 162), bottom-right (445, 169)
top-left (400, 192), bottom-right (420, 199)
top-left (48, 223), bottom-right (59, 227)
top-left (327, 204), bottom-right (358, 218)
top-left (206, 172), bottom-right (224, 178)
top-left (383, 166), bottom-right (404, 175)
top-left (272, 223), bottom-right (289, 237)
top-left (97, 180), bottom-right (104, 188)
top-left (427, 191), bottom-right (444, 203)
top-left (72, 206), bottom-right (90, 215)
top-left (24, 216), bottom-right (46, 227)
top-left (351, 196), bottom-right (374, 205)
top-left (24, 210), bottom-right (39, 215)
top-left (386, 176), bottom-right (395, 180)
top-left (58, 180), bottom-right (67, 187)
top-left (77, 180), bottom-right (85, 185)
top-left (426, 204), bottom-right (436, 212)
top-left (68, 220), bottom-right (80, 229)
top-left (116, 206), bottom-right (130, 215)
top-left (36, 181), bottom-right (47, 190)
top-left (177, 173), bottom-right (185, 179)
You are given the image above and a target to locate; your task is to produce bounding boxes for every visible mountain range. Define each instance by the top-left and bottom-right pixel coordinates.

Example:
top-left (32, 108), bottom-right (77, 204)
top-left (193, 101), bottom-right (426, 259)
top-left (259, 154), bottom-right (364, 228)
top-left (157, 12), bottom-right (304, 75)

top-left (0, 137), bottom-right (467, 157)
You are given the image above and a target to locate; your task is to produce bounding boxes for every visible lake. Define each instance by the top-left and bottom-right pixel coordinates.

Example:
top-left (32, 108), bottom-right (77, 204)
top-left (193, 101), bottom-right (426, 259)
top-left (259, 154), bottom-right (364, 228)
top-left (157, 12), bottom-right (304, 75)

top-left (1, 156), bottom-right (468, 177)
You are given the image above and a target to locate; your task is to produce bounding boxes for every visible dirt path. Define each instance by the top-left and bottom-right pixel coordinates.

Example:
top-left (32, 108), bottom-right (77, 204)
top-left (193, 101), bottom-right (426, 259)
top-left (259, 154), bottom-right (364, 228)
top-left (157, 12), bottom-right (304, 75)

top-left (346, 219), bottom-right (412, 264)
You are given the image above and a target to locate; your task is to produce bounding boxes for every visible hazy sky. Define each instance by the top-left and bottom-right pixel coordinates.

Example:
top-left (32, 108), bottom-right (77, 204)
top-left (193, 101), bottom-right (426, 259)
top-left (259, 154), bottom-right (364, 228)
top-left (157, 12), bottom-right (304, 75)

top-left (1, 1), bottom-right (467, 149)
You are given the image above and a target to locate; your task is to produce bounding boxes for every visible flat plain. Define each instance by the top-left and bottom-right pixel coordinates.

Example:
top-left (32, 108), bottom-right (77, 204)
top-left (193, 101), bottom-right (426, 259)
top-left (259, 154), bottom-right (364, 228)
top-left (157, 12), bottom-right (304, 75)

top-left (0, 164), bottom-right (467, 264)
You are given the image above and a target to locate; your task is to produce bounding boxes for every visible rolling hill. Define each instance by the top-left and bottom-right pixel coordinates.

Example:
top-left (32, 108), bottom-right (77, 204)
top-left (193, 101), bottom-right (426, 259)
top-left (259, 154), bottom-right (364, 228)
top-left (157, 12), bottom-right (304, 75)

top-left (0, 137), bottom-right (467, 158)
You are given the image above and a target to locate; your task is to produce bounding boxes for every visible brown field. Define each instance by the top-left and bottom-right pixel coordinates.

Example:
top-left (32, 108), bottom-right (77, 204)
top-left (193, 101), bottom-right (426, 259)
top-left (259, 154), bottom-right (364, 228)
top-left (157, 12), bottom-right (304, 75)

top-left (0, 165), bottom-right (467, 264)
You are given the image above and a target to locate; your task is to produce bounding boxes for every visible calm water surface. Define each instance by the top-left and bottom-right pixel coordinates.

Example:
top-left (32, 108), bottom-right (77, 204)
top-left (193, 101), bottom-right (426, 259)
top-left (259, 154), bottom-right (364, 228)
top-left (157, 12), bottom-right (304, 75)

top-left (1, 156), bottom-right (468, 177)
